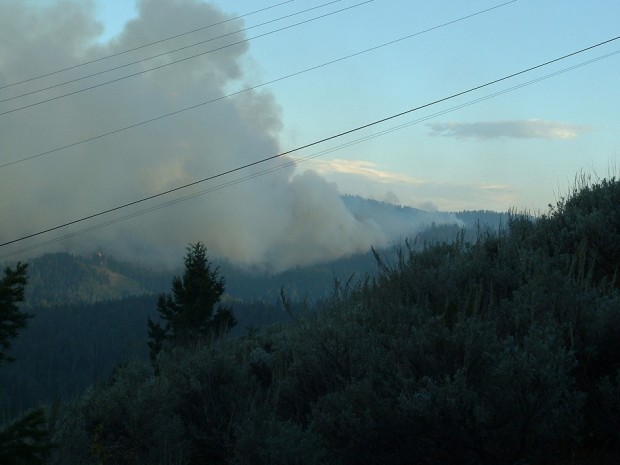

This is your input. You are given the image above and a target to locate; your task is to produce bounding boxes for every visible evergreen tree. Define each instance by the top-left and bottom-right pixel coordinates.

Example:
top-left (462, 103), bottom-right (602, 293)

top-left (0, 263), bottom-right (53, 464)
top-left (148, 243), bottom-right (236, 361)
top-left (0, 263), bottom-right (30, 366)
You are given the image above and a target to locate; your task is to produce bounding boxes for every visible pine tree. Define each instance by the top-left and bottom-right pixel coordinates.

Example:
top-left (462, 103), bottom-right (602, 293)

top-left (0, 262), bottom-right (30, 366)
top-left (148, 243), bottom-right (236, 361)
top-left (0, 263), bottom-right (53, 464)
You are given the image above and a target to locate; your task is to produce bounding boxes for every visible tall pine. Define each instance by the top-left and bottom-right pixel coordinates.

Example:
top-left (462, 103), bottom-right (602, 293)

top-left (148, 243), bottom-right (236, 362)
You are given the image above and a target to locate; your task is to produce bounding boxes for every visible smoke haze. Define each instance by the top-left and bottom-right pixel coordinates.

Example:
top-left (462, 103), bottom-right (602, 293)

top-left (0, 0), bottom-right (459, 271)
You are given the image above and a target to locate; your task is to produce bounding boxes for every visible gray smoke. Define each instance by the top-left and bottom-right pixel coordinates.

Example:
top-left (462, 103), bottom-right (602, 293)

top-left (0, 0), bottom-right (459, 271)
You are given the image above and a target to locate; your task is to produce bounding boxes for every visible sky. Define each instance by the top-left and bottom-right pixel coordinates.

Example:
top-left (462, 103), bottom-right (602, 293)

top-left (0, 0), bottom-right (618, 269)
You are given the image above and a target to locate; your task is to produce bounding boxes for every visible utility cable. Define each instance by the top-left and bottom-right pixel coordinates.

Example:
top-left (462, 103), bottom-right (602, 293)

top-left (0, 0), bottom-right (373, 117)
top-left (1, 35), bottom-right (618, 251)
top-left (0, 0), bottom-right (295, 91)
top-left (0, 0), bottom-right (344, 104)
top-left (1, 45), bottom-right (618, 260)
top-left (0, 0), bottom-right (517, 168)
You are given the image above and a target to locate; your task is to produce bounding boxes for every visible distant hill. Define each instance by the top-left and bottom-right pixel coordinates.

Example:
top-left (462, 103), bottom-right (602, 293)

top-left (343, 195), bottom-right (505, 229)
top-left (1, 202), bottom-right (508, 416)
top-left (453, 209), bottom-right (507, 230)
top-left (19, 250), bottom-right (377, 309)
top-left (17, 201), bottom-right (506, 308)
top-left (23, 252), bottom-right (171, 308)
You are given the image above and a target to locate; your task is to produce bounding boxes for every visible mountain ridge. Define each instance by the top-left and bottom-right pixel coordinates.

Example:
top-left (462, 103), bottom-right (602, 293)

top-left (14, 198), bottom-right (505, 307)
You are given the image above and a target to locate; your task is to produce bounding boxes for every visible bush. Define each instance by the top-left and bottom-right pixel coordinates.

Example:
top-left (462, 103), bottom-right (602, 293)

top-left (48, 176), bottom-right (620, 464)
top-left (49, 360), bottom-right (189, 465)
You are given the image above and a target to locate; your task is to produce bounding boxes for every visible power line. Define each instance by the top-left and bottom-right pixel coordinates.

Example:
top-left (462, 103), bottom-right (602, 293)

top-left (0, 0), bottom-right (518, 168)
top-left (0, 0), bottom-right (295, 91)
top-left (2, 45), bottom-right (618, 261)
top-left (0, 0), bottom-right (373, 117)
top-left (0, 0), bottom-right (345, 104)
top-left (1, 35), bottom-right (618, 251)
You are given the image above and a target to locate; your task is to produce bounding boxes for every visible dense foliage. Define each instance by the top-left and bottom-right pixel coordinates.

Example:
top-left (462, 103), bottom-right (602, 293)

top-left (0, 295), bottom-right (158, 415)
top-left (0, 295), bottom-right (299, 417)
top-left (42, 176), bottom-right (620, 464)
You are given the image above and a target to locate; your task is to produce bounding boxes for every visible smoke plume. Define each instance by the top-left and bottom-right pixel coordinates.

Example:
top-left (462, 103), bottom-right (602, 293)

top-left (0, 0), bottom-right (458, 271)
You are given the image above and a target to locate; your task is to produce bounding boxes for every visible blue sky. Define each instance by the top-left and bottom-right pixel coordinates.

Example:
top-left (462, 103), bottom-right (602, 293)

top-left (0, 0), bottom-right (618, 267)
top-left (92, 0), bottom-right (620, 212)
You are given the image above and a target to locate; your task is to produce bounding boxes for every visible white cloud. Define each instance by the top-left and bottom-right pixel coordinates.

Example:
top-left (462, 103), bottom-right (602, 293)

top-left (298, 158), bottom-right (427, 185)
top-left (295, 157), bottom-right (516, 212)
top-left (428, 119), bottom-right (592, 140)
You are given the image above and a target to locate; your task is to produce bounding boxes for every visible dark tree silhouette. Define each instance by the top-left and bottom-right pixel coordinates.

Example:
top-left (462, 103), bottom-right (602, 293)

top-left (0, 263), bottom-right (53, 464)
top-left (0, 263), bottom-right (30, 366)
top-left (148, 242), bottom-right (236, 361)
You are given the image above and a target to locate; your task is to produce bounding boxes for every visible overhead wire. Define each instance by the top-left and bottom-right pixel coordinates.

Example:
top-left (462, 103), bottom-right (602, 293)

top-left (0, 0), bottom-right (345, 104)
top-left (0, 0), bottom-right (518, 169)
top-left (1, 45), bottom-right (618, 261)
top-left (1, 35), bottom-right (618, 254)
top-left (0, 0), bottom-right (295, 91)
top-left (0, 0), bottom-right (374, 117)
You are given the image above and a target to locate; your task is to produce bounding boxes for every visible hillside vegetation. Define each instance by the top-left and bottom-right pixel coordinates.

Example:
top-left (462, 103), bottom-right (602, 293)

top-left (16, 177), bottom-right (620, 463)
top-left (18, 201), bottom-right (504, 308)
top-left (19, 252), bottom-right (169, 308)
top-left (1, 204), bottom-right (504, 418)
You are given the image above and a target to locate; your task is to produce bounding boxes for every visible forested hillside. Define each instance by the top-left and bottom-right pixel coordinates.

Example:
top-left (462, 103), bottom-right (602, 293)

top-left (0, 203), bottom-right (504, 418)
top-left (18, 199), bottom-right (504, 306)
top-left (23, 252), bottom-right (171, 308)
top-left (32, 176), bottom-right (620, 464)
top-left (0, 295), bottom-right (158, 416)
